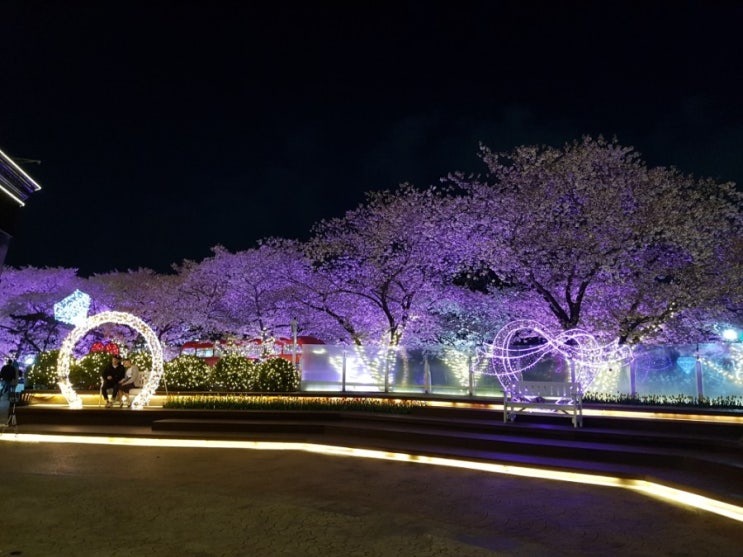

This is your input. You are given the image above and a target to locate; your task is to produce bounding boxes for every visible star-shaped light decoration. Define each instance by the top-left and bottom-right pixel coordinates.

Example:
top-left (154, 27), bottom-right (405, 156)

top-left (54, 289), bottom-right (91, 326)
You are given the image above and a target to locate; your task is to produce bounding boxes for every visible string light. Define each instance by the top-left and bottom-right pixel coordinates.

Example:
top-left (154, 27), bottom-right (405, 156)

top-left (53, 289), bottom-right (91, 326)
top-left (328, 346), bottom-right (396, 390)
top-left (57, 311), bottom-right (164, 409)
top-left (700, 343), bottom-right (743, 386)
top-left (489, 320), bottom-right (632, 391)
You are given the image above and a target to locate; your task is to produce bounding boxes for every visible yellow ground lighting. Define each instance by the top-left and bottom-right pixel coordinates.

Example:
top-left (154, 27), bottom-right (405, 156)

top-left (2, 433), bottom-right (742, 523)
top-left (425, 399), bottom-right (743, 425)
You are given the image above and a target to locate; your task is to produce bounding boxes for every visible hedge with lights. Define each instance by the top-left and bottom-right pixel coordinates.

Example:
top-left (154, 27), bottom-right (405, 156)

top-left (254, 358), bottom-right (300, 392)
top-left (163, 354), bottom-right (213, 391)
top-left (69, 352), bottom-right (111, 389)
top-left (27, 348), bottom-right (155, 391)
top-left (25, 349), bottom-right (60, 389)
top-left (212, 354), bottom-right (257, 391)
top-left (128, 351), bottom-right (152, 385)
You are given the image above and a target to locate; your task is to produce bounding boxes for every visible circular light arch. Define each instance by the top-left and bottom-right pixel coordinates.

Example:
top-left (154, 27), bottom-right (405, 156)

top-left (57, 311), bottom-right (164, 409)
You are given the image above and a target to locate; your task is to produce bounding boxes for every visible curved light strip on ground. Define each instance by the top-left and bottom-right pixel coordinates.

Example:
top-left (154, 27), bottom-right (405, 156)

top-left (1, 433), bottom-right (740, 523)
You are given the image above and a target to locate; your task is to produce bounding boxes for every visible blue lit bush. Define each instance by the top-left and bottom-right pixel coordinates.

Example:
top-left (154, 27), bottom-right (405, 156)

top-left (253, 358), bottom-right (300, 392)
top-left (163, 355), bottom-right (212, 391)
top-left (212, 354), bottom-right (257, 391)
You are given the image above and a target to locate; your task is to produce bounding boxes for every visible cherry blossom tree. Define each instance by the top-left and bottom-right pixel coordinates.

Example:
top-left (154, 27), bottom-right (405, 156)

top-left (0, 266), bottom-right (82, 358)
top-left (85, 268), bottom-right (195, 356)
top-left (304, 184), bottom-right (458, 346)
top-left (184, 244), bottom-right (300, 341)
top-left (170, 253), bottom-right (237, 340)
top-left (254, 238), bottom-right (363, 344)
top-left (415, 284), bottom-right (514, 349)
top-left (4, 136), bottom-right (738, 359)
top-left (449, 136), bottom-right (743, 344)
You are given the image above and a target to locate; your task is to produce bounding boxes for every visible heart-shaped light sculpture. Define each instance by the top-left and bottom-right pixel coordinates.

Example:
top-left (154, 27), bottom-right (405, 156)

top-left (489, 320), bottom-right (631, 391)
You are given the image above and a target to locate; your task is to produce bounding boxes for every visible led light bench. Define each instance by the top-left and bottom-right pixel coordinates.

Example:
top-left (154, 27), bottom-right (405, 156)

top-left (503, 381), bottom-right (583, 428)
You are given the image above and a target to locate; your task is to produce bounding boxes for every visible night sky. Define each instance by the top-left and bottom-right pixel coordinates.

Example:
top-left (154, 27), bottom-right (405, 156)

top-left (2, 1), bottom-right (742, 276)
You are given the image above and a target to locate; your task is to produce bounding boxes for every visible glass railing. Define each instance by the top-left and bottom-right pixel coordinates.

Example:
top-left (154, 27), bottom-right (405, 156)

top-left (298, 342), bottom-right (743, 400)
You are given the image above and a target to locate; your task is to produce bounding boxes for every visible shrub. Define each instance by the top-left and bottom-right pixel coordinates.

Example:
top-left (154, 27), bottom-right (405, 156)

top-left (254, 358), bottom-right (300, 392)
top-left (69, 352), bottom-right (111, 389)
top-left (212, 354), bottom-right (257, 391)
top-left (25, 350), bottom-right (60, 389)
top-left (163, 355), bottom-right (212, 391)
top-left (127, 351), bottom-right (153, 386)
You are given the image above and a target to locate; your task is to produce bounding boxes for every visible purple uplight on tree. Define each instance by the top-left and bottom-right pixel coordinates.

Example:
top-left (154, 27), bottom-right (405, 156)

top-left (448, 136), bottom-right (743, 345)
top-left (303, 184), bottom-right (457, 346)
top-left (0, 266), bottom-right (83, 359)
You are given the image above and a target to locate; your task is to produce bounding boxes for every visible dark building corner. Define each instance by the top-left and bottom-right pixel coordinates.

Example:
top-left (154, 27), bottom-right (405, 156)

top-left (0, 147), bottom-right (42, 271)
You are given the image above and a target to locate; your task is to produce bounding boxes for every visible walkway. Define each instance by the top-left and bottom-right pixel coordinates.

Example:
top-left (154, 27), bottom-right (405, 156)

top-left (2, 398), bottom-right (742, 556)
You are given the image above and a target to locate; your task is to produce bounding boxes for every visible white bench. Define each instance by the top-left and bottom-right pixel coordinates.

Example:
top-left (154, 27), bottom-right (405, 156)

top-left (118, 387), bottom-right (142, 407)
top-left (100, 378), bottom-right (145, 408)
top-left (503, 381), bottom-right (583, 427)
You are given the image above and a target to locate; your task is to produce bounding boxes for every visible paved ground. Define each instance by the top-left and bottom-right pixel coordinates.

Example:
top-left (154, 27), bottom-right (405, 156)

top-left (2, 399), bottom-right (742, 556)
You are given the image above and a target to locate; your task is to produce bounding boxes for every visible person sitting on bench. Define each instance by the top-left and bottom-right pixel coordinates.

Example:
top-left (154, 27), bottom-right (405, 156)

top-left (101, 355), bottom-right (126, 408)
top-left (117, 357), bottom-right (140, 407)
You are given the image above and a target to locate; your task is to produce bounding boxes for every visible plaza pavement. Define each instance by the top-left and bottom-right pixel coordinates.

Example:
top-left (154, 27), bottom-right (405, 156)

top-left (1, 397), bottom-right (742, 556)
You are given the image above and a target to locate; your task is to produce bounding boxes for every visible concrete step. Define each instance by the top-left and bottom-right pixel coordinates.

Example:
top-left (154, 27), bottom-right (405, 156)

top-left (12, 404), bottom-right (743, 507)
top-left (152, 418), bottom-right (324, 434)
top-left (143, 416), bottom-right (743, 506)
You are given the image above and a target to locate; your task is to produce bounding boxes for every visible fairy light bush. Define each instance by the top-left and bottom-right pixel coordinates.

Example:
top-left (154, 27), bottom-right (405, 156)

top-left (212, 354), bottom-right (257, 391)
top-left (69, 351), bottom-right (111, 389)
top-left (163, 356), bottom-right (297, 392)
top-left (128, 351), bottom-right (153, 387)
top-left (254, 358), bottom-right (300, 392)
top-left (163, 355), bottom-right (212, 391)
top-left (25, 350), bottom-right (60, 389)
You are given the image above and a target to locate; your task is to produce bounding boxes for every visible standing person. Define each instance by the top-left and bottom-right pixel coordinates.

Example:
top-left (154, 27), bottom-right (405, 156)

top-left (117, 357), bottom-right (140, 407)
top-left (0, 359), bottom-right (18, 399)
top-left (100, 355), bottom-right (125, 408)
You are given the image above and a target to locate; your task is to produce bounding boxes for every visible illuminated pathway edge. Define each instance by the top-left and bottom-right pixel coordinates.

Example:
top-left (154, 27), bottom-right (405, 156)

top-left (1, 433), bottom-right (741, 524)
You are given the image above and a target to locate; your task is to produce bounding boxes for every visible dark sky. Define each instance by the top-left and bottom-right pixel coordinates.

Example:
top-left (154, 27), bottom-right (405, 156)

top-left (2, 1), bottom-right (742, 276)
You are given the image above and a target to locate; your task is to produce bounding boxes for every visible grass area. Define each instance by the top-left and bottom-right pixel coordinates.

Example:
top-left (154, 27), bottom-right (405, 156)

top-left (164, 392), bottom-right (743, 412)
top-left (163, 394), bottom-right (426, 413)
top-left (583, 392), bottom-right (743, 409)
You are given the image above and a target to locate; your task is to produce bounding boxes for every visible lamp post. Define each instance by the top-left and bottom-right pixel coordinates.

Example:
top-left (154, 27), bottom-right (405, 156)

top-left (695, 342), bottom-right (704, 402)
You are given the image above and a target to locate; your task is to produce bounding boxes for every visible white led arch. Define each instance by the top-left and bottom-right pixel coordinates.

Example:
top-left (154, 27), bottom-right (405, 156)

top-left (57, 311), bottom-right (164, 409)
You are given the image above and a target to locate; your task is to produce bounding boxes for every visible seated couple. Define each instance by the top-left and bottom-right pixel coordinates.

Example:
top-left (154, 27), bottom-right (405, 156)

top-left (101, 355), bottom-right (141, 408)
